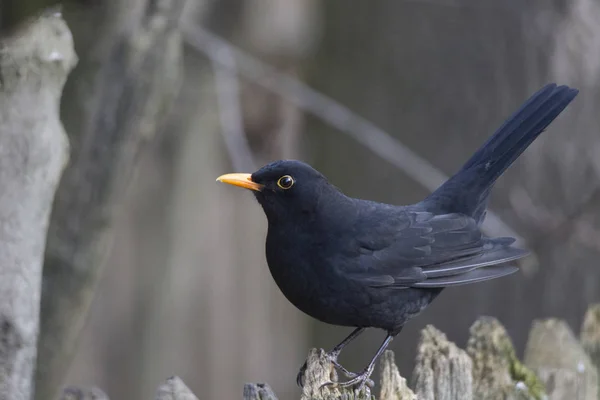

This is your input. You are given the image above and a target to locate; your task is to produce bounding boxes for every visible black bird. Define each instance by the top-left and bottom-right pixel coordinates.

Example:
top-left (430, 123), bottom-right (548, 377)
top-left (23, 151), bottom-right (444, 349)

top-left (216, 83), bottom-right (578, 390)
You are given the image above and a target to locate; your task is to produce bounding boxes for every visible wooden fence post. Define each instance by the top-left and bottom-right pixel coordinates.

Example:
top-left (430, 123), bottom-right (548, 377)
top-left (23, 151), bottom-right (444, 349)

top-left (58, 304), bottom-right (600, 400)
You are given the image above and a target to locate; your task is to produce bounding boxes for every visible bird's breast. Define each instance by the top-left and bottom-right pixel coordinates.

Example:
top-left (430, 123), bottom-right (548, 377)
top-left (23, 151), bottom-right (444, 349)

top-left (264, 224), bottom-right (372, 326)
top-left (265, 225), bottom-right (328, 293)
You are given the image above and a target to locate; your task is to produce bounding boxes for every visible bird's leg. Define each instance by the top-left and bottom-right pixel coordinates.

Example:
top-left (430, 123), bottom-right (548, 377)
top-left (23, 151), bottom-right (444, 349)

top-left (296, 327), bottom-right (365, 387)
top-left (322, 332), bottom-right (395, 391)
top-left (328, 327), bottom-right (366, 362)
top-left (330, 361), bottom-right (360, 378)
top-left (328, 361), bottom-right (375, 388)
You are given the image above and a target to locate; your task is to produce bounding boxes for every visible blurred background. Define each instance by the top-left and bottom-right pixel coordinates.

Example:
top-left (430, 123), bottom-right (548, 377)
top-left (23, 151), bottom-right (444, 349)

top-left (15, 0), bottom-right (600, 399)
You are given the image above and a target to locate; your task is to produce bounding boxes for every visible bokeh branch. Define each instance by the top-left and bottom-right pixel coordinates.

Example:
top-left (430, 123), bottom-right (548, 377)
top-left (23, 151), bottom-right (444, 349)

top-left (212, 43), bottom-right (256, 171)
top-left (181, 25), bottom-right (528, 251)
top-left (0, 11), bottom-right (76, 400)
top-left (35, 1), bottom-right (187, 399)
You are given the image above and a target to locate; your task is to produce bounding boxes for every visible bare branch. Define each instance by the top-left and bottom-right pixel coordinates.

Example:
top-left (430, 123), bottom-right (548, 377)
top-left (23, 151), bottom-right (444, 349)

top-left (211, 44), bottom-right (256, 171)
top-left (34, 1), bottom-right (187, 399)
top-left (181, 25), bottom-right (528, 250)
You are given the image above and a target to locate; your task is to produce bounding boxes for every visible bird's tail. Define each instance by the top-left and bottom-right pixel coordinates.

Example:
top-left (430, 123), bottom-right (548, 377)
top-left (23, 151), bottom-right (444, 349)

top-left (424, 84), bottom-right (578, 221)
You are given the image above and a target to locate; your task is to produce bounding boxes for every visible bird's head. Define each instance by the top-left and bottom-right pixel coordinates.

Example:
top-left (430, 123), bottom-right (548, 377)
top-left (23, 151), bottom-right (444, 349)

top-left (216, 160), bottom-right (344, 224)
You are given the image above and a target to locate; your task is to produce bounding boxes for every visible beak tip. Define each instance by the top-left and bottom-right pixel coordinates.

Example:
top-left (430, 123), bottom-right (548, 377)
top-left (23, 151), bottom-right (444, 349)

top-left (215, 174), bottom-right (229, 183)
top-left (214, 173), bottom-right (263, 191)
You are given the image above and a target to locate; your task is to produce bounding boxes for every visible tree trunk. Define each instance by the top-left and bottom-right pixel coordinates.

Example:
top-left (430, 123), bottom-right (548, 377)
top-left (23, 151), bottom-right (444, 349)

top-left (0, 11), bottom-right (75, 400)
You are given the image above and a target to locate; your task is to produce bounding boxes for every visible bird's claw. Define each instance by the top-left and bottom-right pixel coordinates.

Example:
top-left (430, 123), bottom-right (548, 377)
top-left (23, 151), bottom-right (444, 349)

top-left (331, 360), bottom-right (367, 380)
top-left (296, 361), bottom-right (307, 387)
top-left (297, 350), bottom-right (369, 387)
top-left (319, 378), bottom-right (374, 390)
top-left (297, 350), bottom-right (343, 387)
top-left (319, 366), bottom-right (375, 391)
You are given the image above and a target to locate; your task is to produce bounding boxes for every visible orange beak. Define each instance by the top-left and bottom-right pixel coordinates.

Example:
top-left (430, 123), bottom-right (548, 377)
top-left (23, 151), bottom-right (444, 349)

top-left (216, 173), bottom-right (264, 192)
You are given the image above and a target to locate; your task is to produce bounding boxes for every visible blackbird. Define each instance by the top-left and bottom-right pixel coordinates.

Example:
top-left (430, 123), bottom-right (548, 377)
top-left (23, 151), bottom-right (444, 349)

top-left (216, 83), bottom-right (578, 390)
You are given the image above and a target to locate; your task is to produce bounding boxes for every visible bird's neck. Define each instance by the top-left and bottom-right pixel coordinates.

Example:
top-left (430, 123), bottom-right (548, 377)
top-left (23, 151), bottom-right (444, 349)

top-left (266, 189), bottom-right (356, 233)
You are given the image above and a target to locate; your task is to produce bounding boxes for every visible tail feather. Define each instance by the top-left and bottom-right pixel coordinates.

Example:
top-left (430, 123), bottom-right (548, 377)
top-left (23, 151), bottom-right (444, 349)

top-left (424, 83), bottom-right (578, 220)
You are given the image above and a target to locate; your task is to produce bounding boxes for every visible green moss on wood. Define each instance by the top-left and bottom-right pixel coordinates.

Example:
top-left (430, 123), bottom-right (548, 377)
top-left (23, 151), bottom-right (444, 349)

top-left (467, 317), bottom-right (545, 400)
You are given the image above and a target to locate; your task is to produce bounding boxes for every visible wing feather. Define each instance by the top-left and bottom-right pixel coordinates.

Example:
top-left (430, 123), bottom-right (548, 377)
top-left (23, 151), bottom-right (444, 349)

top-left (412, 265), bottom-right (519, 287)
top-left (348, 207), bottom-right (526, 288)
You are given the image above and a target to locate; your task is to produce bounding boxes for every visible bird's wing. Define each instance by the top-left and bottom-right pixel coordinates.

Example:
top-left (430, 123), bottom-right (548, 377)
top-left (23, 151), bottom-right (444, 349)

top-left (346, 209), bottom-right (525, 288)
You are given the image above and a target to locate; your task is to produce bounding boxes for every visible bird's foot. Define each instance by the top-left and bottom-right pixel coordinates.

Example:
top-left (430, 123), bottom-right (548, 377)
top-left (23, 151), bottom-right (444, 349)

top-left (297, 350), bottom-right (364, 387)
top-left (319, 365), bottom-right (375, 392)
top-left (296, 362), bottom-right (307, 387)
top-left (331, 360), bottom-right (374, 385)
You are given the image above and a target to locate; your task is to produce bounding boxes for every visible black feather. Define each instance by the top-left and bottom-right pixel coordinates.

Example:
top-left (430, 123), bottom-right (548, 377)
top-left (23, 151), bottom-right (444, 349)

top-left (222, 84), bottom-right (578, 337)
top-left (424, 84), bottom-right (578, 221)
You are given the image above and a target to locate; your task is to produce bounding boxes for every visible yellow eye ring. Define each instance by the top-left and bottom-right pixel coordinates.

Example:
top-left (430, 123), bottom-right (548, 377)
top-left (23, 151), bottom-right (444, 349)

top-left (277, 175), bottom-right (295, 189)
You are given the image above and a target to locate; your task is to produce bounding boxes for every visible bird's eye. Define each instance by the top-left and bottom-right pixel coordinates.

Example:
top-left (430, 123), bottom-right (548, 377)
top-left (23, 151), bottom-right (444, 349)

top-left (277, 175), bottom-right (294, 189)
